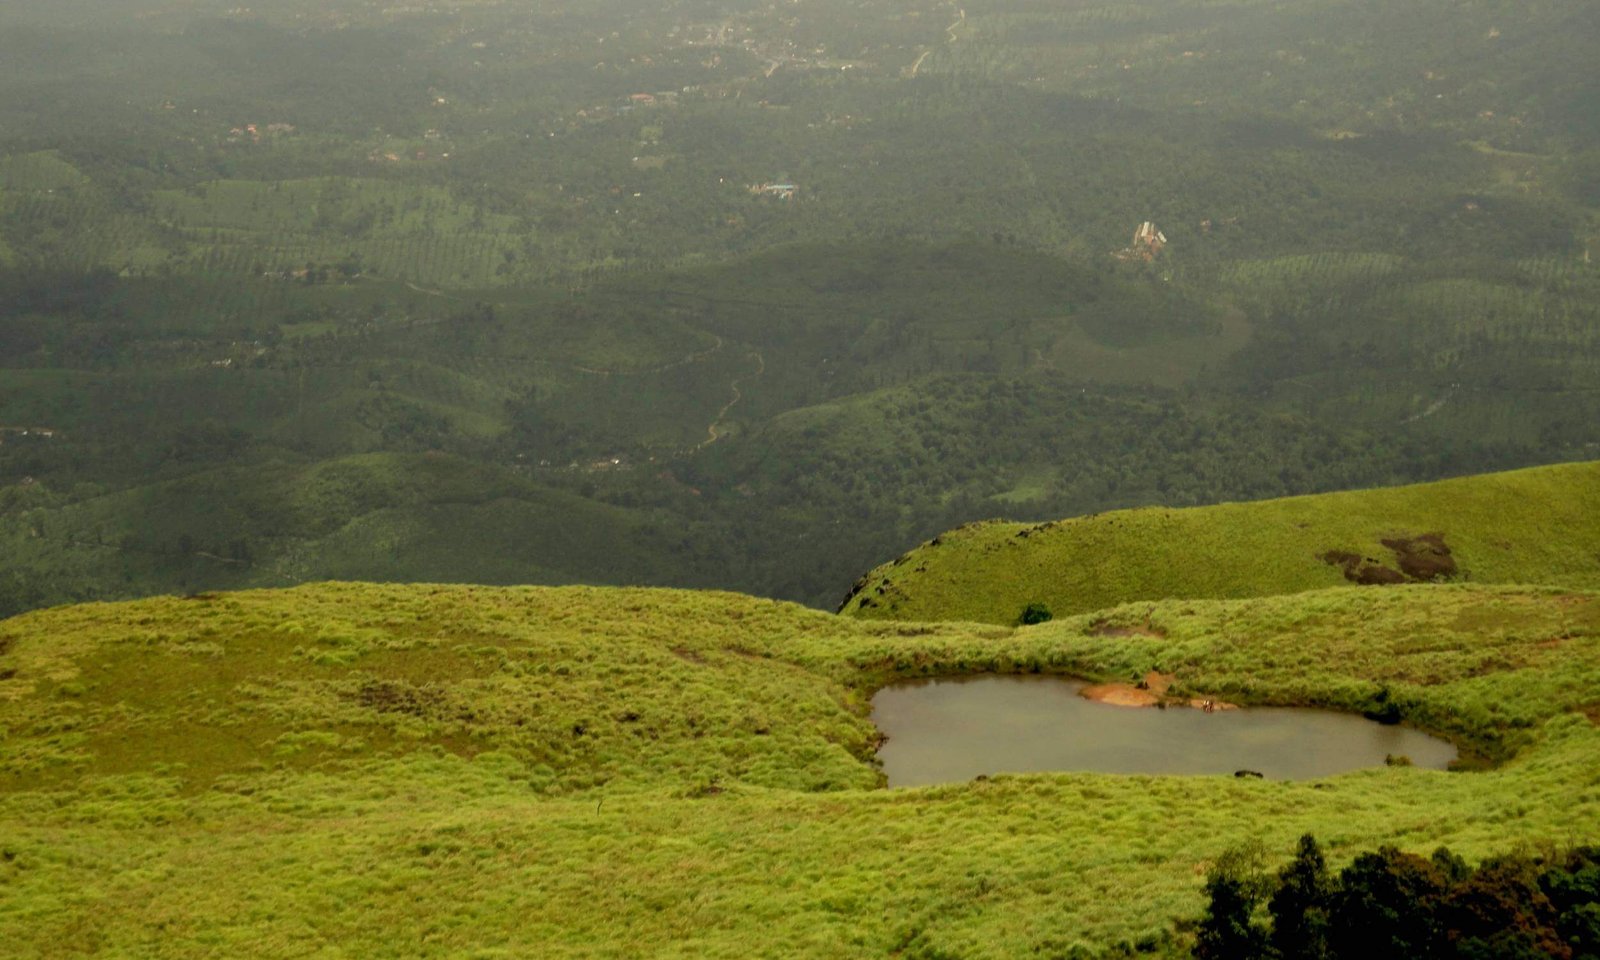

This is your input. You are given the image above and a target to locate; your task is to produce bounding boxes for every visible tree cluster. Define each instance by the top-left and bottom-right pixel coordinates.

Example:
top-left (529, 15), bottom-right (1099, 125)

top-left (1195, 836), bottom-right (1600, 960)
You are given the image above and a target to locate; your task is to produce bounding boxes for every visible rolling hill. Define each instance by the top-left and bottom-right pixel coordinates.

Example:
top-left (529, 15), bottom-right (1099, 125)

top-left (0, 451), bottom-right (725, 617)
top-left (2, 580), bottom-right (1600, 956)
top-left (3, 0), bottom-right (1600, 955)
top-left (841, 460), bottom-right (1600, 624)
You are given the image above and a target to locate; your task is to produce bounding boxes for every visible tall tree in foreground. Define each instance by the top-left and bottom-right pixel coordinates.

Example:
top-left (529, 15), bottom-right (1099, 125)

top-left (1195, 846), bottom-right (1270, 960)
top-left (1269, 834), bottom-right (1333, 960)
top-left (1327, 846), bottom-right (1448, 960)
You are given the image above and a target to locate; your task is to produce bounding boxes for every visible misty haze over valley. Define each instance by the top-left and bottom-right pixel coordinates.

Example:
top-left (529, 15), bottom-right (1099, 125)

top-left (2, 2), bottom-right (1600, 957)
top-left (1, 0), bottom-right (1595, 616)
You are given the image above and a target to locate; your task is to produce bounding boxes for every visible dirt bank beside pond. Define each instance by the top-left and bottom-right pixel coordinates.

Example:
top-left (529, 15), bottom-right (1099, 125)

top-left (1080, 672), bottom-right (1238, 711)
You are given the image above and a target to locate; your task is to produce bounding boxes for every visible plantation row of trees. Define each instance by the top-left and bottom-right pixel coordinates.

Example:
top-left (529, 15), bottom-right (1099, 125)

top-left (1195, 836), bottom-right (1600, 960)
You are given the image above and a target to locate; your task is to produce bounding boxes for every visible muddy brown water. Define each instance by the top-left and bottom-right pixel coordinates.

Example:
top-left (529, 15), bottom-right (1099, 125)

top-left (871, 675), bottom-right (1457, 787)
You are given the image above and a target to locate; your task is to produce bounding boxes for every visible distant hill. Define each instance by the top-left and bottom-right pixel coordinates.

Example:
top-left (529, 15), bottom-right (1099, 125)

top-left (5, 0), bottom-right (1600, 619)
top-left (0, 451), bottom-right (719, 617)
top-left (841, 461), bottom-right (1600, 624)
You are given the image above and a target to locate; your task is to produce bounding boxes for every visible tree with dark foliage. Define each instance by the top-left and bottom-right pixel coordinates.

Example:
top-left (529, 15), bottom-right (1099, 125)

top-left (1541, 848), bottom-right (1600, 958)
top-left (1195, 847), bottom-right (1271, 960)
top-left (1194, 838), bottom-right (1600, 959)
top-left (1442, 857), bottom-right (1569, 959)
top-left (1328, 847), bottom-right (1449, 960)
top-left (1269, 834), bottom-right (1333, 960)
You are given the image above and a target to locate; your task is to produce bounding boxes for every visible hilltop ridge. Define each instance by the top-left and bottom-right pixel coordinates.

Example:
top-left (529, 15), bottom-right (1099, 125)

top-left (841, 460), bottom-right (1600, 624)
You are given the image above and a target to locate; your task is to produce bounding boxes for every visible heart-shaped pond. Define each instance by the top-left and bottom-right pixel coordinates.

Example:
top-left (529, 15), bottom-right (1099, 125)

top-left (871, 675), bottom-right (1457, 786)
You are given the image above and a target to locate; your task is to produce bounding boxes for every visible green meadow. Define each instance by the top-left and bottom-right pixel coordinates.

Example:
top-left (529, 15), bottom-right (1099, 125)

top-left (3, 580), bottom-right (1600, 956)
top-left (842, 460), bottom-right (1600, 625)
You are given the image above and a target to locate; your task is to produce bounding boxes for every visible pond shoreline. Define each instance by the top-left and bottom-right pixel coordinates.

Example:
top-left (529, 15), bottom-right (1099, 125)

top-left (869, 673), bottom-right (1459, 786)
top-left (1079, 671), bottom-right (1240, 711)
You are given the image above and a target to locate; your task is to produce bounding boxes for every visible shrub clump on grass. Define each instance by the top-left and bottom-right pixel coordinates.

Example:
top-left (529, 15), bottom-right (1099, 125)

top-left (1018, 602), bottom-right (1054, 626)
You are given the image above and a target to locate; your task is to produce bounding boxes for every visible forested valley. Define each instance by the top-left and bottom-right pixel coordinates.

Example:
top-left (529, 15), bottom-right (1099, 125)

top-left (2, 0), bottom-right (1597, 616)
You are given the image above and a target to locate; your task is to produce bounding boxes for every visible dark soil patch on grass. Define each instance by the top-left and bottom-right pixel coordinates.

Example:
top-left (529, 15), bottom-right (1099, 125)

top-left (1381, 534), bottom-right (1457, 581)
top-left (670, 646), bottom-right (706, 664)
top-left (838, 569), bottom-right (906, 612)
top-left (349, 679), bottom-right (448, 718)
top-left (1322, 533), bottom-right (1457, 585)
top-left (1322, 550), bottom-right (1408, 584)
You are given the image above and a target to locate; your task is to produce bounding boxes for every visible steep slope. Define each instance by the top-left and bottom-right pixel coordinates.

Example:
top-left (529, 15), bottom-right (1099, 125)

top-left (841, 460), bottom-right (1600, 624)
top-left (3, 582), bottom-right (1600, 956)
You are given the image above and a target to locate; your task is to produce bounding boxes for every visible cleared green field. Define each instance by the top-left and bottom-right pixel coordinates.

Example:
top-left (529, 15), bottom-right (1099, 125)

top-left (152, 177), bottom-right (530, 288)
top-left (841, 460), bottom-right (1600, 624)
top-left (2, 581), bottom-right (1599, 957)
top-left (0, 154), bottom-right (556, 289)
top-left (0, 150), bottom-right (89, 192)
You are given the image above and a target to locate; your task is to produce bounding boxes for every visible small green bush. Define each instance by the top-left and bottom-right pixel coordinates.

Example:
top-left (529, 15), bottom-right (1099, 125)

top-left (1019, 602), bottom-right (1053, 626)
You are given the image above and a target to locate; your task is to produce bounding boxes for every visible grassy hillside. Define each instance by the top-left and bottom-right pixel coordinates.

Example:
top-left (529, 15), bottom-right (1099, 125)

top-left (842, 460), bottom-right (1600, 624)
top-left (3, 581), bottom-right (1600, 956)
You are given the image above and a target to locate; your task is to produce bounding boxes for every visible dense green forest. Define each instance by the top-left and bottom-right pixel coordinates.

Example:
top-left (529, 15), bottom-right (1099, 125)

top-left (1, 0), bottom-right (1597, 616)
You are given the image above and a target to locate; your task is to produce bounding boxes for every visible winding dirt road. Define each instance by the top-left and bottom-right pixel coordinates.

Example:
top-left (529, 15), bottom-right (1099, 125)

top-left (695, 349), bottom-right (766, 450)
top-left (909, 9), bottom-right (966, 77)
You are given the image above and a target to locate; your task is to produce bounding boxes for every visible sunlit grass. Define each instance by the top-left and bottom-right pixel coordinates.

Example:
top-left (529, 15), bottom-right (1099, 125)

top-left (2, 581), bottom-right (1600, 956)
top-left (844, 460), bottom-right (1600, 624)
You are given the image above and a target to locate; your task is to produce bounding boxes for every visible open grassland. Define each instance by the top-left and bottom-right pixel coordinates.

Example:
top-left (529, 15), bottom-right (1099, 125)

top-left (3, 581), bottom-right (1600, 956)
top-left (842, 460), bottom-right (1600, 625)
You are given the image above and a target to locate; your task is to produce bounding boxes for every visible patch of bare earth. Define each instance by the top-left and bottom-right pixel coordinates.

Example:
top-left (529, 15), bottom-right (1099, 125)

top-left (1081, 683), bottom-right (1162, 707)
top-left (1381, 534), bottom-right (1458, 580)
top-left (1080, 671), bottom-right (1237, 710)
top-left (1322, 532), bottom-right (1458, 585)
top-left (1322, 550), bottom-right (1408, 585)
top-left (347, 679), bottom-right (448, 718)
